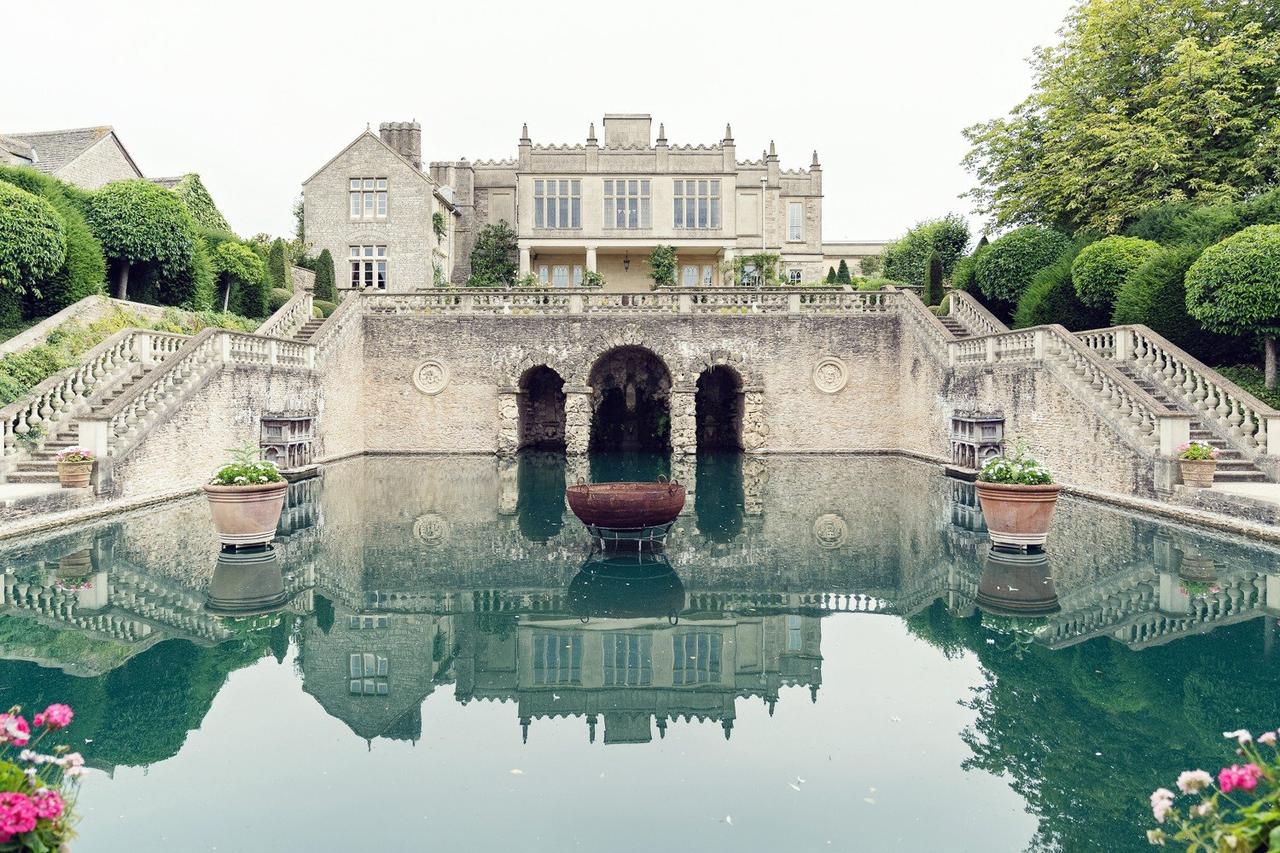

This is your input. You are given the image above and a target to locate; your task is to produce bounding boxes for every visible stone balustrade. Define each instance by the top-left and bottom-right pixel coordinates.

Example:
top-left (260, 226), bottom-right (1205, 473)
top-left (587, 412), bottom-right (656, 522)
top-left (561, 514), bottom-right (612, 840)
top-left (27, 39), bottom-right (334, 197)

top-left (947, 290), bottom-right (1008, 337)
top-left (1075, 325), bottom-right (1280, 459)
top-left (256, 290), bottom-right (314, 341)
top-left (1, 329), bottom-right (189, 479)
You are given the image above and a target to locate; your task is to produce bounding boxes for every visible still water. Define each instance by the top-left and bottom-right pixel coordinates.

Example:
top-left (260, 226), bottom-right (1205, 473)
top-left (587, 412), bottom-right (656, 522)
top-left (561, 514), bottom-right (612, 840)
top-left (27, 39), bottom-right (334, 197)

top-left (1, 454), bottom-right (1278, 852)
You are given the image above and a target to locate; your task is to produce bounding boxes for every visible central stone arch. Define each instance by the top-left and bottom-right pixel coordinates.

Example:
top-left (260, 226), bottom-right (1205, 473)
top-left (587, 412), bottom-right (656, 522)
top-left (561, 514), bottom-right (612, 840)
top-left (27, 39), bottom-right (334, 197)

top-left (587, 346), bottom-right (672, 452)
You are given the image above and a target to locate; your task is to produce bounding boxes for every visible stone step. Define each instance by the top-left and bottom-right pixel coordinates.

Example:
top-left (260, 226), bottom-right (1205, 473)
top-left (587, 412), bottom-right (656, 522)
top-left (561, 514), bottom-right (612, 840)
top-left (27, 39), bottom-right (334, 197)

top-left (5, 471), bottom-right (60, 483)
top-left (16, 460), bottom-right (60, 470)
top-left (1213, 470), bottom-right (1269, 483)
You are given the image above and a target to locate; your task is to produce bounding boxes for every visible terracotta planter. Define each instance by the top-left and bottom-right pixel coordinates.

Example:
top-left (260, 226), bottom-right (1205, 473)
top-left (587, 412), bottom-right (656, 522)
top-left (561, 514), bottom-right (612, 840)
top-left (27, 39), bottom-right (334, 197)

top-left (57, 460), bottom-right (93, 489)
top-left (203, 481), bottom-right (288, 548)
top-left (975, 481), bottom-right (1062, 550)
top-left (977, 549), bottom-right (1059, 616)
top-left (1180, 458), bottom-right (1216, 489)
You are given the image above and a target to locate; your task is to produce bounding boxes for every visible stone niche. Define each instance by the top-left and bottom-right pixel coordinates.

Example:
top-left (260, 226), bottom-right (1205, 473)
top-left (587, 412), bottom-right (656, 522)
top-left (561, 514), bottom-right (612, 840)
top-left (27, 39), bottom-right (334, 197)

top-left (950, 412), bottom-right (1004, 471)
top-left (261, 412), bottom-right (317, 471)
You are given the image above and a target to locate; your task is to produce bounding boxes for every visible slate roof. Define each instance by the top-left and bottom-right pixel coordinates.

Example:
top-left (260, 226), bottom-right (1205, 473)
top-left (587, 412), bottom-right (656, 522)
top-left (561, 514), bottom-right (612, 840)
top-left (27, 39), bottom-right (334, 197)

top-left (3, 126), bottom-right (141, 177)
top-left (0, 135), bottom-right (34, 163)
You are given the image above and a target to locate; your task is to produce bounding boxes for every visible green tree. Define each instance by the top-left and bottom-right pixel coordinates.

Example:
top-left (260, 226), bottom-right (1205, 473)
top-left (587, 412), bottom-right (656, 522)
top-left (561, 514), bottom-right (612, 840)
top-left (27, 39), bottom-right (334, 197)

top-left (836, 259), bottom-right (851, 284)
top-left (648, 245), bottom-right (677, 288)
top-left (267, 237), bottom-right (290, 292)
top-left (975, 226), bottom-right (1072, 311)
top-left (880, 214), bottom-right (971, 286)
top-left (0, 182), bottom-right (66, 326)
top-left (1071, 236), bottom-right (1159, 310)
top-left (859, 255), bottom-right (882, 277)
top-left (963, 0), bottom-right (1280, 233)
top-left (1014, 242), bottom-right (1109, 330)
top-left (1185, 224), bottom-right (1280, 387)
top-left (164, 174), bottom-right (230, 232)
top-left (923, 250), bottom-right (944, 306)
top-left (0, 166), bottom-right (105, 314)
top-left (314, 249), bottom-right (336, 302)
top-left (88, 180), bottom-right (196, 300)
top-left (468, 221), bottom-right (517, 287)
top-left (209, 241), bottom-right (266, 315)
top-left (826, 266), bottom-right (836, 284)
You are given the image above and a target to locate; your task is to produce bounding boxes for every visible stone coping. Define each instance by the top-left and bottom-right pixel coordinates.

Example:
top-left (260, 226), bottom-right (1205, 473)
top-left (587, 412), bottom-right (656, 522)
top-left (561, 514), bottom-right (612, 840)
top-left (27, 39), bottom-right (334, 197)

top-left (2, 451), bottom-right (1278, 546)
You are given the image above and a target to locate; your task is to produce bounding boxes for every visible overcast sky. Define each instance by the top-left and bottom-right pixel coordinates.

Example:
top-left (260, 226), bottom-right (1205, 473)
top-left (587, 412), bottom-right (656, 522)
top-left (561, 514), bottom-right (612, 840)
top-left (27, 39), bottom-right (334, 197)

top-left (8, 0), bottom-right (1071, 244)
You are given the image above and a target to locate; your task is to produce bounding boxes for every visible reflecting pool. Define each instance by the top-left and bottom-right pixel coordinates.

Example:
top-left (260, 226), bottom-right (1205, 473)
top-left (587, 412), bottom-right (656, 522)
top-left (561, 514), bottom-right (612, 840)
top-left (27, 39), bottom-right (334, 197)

top-left (2, 454), bottom-right (1278, 852)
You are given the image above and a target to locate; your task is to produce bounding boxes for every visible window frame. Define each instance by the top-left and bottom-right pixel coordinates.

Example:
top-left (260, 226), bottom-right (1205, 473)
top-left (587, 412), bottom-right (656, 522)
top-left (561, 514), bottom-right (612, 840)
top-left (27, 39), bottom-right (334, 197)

top-left (349, 245), bottom-right (388, 289)
top-left (787, 201), bottom-right (804, 241)
top-left (533, 178), bottom-right (582, 230)
top-left (603, 178), bottom-right (652, 230)
top-left (673, 178), bottom-right (721, 230)
top-left (349, 177), bottom-right (389, 221)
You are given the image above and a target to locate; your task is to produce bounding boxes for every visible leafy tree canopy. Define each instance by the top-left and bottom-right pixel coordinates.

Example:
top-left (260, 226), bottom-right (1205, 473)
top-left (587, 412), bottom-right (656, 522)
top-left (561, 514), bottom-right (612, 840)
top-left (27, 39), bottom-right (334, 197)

top-left (881, 213), bottom-right (971, 286)
top-left (963, 0), bottom-right (1280, 234)
top-left (975, 226), bottom-right (1072, 308)
top-left (1185, 224), bottom-right (1280, 340)
top-left (88, 180), bottom-right (196, 280)
top-left (0, 181), bottom-right (66, 299)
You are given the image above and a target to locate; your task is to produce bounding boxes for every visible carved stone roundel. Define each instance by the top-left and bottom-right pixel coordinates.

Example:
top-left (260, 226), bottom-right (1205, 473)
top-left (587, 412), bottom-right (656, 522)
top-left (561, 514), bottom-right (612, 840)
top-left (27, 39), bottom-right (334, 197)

top-left (812, 357), bottom-right (849, 394)
top-left (413, 512), bottom-right (450, 545)
top-left (413, 360), bottom-right (449, 395)
top-left (813, 513), bottom-right (848, 549)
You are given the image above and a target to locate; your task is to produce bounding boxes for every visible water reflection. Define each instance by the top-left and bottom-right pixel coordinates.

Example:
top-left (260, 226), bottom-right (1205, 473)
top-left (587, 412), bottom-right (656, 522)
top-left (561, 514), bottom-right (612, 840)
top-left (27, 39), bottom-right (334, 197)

top-left (0, 455), bottom-right (1277, 849)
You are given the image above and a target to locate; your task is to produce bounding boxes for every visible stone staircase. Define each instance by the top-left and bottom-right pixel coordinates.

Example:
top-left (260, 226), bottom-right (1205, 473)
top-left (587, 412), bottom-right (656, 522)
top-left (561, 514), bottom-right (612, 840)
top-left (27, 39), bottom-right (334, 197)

top-left (938, 314), bottom-right (973, 339)
top-left (293, 317), bottom-right (326, 342)
top-left (1115, 364), bottom-right (1267, 483)
top-left (5, 364), bottom-right (159, 484)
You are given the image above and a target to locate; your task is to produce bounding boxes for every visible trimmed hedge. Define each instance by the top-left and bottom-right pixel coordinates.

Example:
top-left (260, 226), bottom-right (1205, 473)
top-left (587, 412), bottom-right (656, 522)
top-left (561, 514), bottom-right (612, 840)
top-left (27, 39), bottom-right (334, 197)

top-left (268, 287), bottom-right (292, 313)
top-left (88, 180), bottom-right (196, 301)
top-left (880, 213), bottom-right (970, 286)
top-left (1071, 236), bottom-right (1159, 310)
top-left (1186, 224), bottom-right (1280, 340)
top-left (313, 299), bottom-right (337, 317)
top-left (1013, 243), bottom-right (1109, 331)
top-left (975, 226), bottom-right (1072, 309)
top-left (314, 249), bottom-right (336, 301)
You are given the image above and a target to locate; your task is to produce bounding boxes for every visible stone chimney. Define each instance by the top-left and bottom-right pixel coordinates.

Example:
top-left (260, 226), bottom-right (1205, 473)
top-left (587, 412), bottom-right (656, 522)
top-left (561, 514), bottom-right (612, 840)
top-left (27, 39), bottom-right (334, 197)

top-left (379, 121), bottom-right (422, 171)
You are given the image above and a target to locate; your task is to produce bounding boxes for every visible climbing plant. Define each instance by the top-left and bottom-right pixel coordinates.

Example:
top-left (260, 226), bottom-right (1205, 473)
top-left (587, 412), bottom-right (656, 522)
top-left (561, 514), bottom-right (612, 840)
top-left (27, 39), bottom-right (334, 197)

top-left (647, 245), bottom-right (677, 289)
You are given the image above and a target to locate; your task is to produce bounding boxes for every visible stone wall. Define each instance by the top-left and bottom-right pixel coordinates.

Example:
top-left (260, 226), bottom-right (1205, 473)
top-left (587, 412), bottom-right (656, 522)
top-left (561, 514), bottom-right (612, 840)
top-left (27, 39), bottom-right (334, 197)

top-left (55, 136), bottom-right (141, 189)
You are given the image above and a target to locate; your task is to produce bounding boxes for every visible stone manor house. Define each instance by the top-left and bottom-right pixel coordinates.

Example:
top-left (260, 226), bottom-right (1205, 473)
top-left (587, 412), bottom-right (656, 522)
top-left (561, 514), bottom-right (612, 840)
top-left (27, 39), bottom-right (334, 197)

top-left (303, 115), bottom-right (886, 292)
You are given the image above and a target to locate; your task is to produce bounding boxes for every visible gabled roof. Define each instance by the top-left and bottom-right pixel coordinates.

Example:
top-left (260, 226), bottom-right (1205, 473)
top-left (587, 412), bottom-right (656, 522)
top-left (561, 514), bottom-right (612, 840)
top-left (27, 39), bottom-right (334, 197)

top-left (302, 129), bottom-right (438, 189)
top-left (3, 126), bottom-right (143, 178)
top-left (0, 135), bottom-right (34, 162)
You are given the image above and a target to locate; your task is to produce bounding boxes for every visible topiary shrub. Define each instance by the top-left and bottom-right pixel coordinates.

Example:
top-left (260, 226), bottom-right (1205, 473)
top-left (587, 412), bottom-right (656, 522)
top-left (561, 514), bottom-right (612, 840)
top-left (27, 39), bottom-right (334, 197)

top-left (1013, 244), bottom-right (1110, 330)
top-left (313, 249), bottom-right (336, 301)
top-left (975, 226), bottom-right (1072, 312)
top-left (267, 238), bottom-right (290, 292)
top-left (880, 213), bottom-right (970, 286)
top-left (1186, 224), bottom-right (1280, 387)
top-left (313, 299), bottom-right (337, 317)
top-left (923, 250), bottom-right (944, 306)
top-left (825, 266), bottom-right (836, 284)
top-left (836, 259), bottom-right (851, 284)
top-left (209, 240), bottom-right (266, 315)
top-left (1071, 236), bottom-right (1160, 310)
top-left (468, 221), bottom-right (517, 286)
top-left (0, 182), bottom-right (66, 318)
top-left (268, 287), bottom-right (292, 313)
top-left (88, 180), bottom-right (196, 301)
top-left (0, 166), bottom-right (106, 315)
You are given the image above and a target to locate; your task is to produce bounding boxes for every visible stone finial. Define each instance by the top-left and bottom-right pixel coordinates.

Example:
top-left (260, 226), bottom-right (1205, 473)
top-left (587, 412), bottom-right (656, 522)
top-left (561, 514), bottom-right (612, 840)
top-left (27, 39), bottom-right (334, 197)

top-left (587, 122), bottom-right (597, 143)
top-left (768, 140), bottom-right (777, 158)
top-left (724, 123), bottom-right (733, 142)
top-left (520, 122), bottom-right (530, 143)
top-left (812, 149), bottom-right (821, 168)
top-left (657, 122), bottom-right (666, 144)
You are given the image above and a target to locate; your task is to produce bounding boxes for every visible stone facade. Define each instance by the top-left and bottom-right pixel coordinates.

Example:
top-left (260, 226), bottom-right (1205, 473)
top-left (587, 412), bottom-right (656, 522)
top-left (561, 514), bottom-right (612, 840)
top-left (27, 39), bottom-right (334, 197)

top-left (302, 125), bottom-right (455, 294)
top-left (2, 127), bottom-right (143, 190)
top-left (308, 115), bottom-right (881, 291)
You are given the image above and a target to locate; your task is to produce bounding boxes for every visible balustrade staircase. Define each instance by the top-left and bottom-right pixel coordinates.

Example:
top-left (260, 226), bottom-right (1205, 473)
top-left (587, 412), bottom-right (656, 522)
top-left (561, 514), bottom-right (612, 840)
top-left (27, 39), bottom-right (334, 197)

top-left (6, 362), bottom-right (164, 484)
top-left (937, 314), bottom-right (973, 339)
top-left (1114, 364), bottom-right (1267, 483)
top-left (293, 317), bottom-right (326, 342)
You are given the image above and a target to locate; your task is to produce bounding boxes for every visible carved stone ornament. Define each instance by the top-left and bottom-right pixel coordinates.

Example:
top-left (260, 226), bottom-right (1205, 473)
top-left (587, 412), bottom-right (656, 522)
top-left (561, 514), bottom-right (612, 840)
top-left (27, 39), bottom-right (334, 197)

top-left (413, 512), bottom-right (450, 545)
top-left (413, 360), bottom-right (449, 395)
top-left (811, 357), bottom-right (849, 394)
top-left (812, 513), bottom-right (849, 549)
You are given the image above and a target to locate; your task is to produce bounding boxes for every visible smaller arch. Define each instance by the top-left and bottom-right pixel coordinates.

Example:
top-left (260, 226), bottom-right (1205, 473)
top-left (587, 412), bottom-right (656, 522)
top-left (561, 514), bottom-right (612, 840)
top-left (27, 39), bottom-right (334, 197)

top-left (695, 365), bottom-right (744, 452)
top-left (517, 365), bottom-right (566, 451)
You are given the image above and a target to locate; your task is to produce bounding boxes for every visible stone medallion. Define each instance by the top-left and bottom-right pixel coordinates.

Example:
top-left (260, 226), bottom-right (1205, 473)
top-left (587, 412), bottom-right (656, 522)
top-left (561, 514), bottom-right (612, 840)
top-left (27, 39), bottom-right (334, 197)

top-left (812, 357), bottom-right (849, 394)
top-left (412, 360), bottom-right (449, 395)
top-left (413, 512), bottom-right (450, 545)
top-left (812, 513), bottom-right (848, 549)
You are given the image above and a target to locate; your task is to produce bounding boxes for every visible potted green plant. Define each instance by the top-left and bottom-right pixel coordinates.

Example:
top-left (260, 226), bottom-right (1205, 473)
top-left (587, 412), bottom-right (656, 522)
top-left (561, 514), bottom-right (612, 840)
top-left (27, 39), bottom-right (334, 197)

top-left (54, 447), bottom-right (95, 489)
top-left (203, 443), bottom-right (287, 548)
top-left (974, 440), bottom-right (1061, 550)
top-left (583, 270), bottom-right (605, 288)
top-left (1177, 440), bottom-right (1219, 489)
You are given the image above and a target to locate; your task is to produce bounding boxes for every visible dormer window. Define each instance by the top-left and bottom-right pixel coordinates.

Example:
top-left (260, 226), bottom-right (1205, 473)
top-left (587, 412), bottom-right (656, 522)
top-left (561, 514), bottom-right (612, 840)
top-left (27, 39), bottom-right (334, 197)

top-left (350, 178), bottom-right (388, 220)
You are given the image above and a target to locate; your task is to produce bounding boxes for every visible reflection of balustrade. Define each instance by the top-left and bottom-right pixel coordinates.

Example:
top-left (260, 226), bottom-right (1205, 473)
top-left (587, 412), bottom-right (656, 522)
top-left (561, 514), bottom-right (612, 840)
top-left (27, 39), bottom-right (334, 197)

top-left (1075, 325), bottom-right (1280, 460)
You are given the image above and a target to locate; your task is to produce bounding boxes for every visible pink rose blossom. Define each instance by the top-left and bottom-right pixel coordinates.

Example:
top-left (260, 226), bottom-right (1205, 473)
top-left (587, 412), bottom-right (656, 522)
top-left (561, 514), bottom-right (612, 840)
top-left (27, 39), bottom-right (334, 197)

top-left (0, 792), bottom-right (37, 836)
top-left (1218, 764), bottom-right (1264, 794)
top-left (1150, 788), bottom-right (1175, 823)
top-left (0, 714), bottom-right (30, 747)
top-left (32, 704), bottom-right (72, 731)
top-left (31, 789), bottom-right (63, 821)
top-left (1176, 769), bottom-right (1213, 794)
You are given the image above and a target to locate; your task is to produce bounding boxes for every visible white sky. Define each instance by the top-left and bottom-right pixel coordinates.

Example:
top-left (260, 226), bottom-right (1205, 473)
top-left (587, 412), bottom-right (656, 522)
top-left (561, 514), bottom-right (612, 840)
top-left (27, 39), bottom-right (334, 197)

top-left (7, 0), bottom-right (1071, 244)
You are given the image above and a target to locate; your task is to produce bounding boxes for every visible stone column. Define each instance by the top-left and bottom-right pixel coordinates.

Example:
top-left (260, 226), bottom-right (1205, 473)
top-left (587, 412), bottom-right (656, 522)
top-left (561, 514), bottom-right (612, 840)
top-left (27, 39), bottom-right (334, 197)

top-left (564, 386), bottom-right (592, 455)
top-left (670, 385), bottom-right (697, 456)
top-left (497, 387), bottom-right (520, 456)
top-left (742, 385), bottom-right (767, 453)
top-left (585, 246), bottom-right (598, 273)
top-left (497, 456), bottom-right (519, 515)
top-left (519, 247), bottom-right (532, 277)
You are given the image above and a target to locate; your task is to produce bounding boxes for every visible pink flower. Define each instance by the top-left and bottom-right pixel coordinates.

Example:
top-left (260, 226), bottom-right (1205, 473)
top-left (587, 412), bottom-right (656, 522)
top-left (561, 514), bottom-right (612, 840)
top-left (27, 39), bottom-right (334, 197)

top-left (1223, 729), bottom-right (1253, 745)
top-left (1259, 731), bottom-right (1277, 747)
top-left (1150, 788), bottom-right (1175, 823)
top-left (1218, 764), bottom-right (1264, 794)
top-left (0, 714), bottom-right (30, 747)
top-left (32, 704), bottom-right (72, 731)
top-left (0, 792), bottom-right (37, 836)
top-left (31, 789), bottom-right (63, 821)
top-left (1177, 769), bottom-right (1213, 794)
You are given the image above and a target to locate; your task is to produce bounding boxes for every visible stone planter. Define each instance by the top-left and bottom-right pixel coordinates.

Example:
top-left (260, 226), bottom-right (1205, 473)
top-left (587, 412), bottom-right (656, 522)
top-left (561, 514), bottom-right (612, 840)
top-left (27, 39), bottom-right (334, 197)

top-left (975, 481), bottom-right (1062, 550)
top-left (56, 460), bottom-right (93, 489)
top-left (1179, 458), bottom-right (1217, 489)
top-left (203, 481), bottom-right (288, 548)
